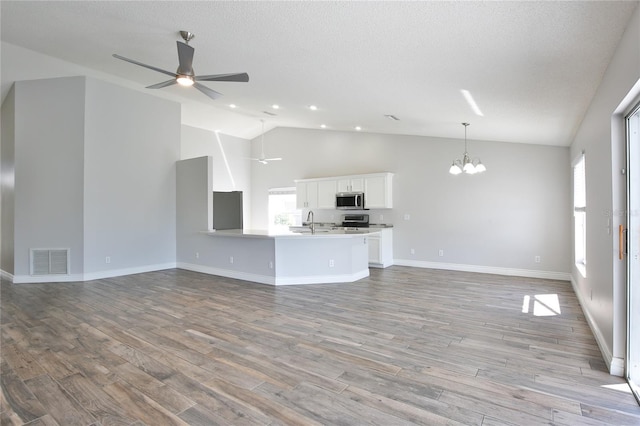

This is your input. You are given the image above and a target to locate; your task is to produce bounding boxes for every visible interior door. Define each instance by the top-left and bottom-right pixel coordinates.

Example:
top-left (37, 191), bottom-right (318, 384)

top-left (626, 106), bottom-right (640, 403)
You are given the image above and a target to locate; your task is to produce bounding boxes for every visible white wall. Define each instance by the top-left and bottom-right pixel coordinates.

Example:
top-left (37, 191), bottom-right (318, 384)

top-left (1, 86), bottom-right (16, 275)
top-left (13, 77), bottom-right (86, 277)
top-left (1, 76), bottom-right (181, 282)
top-left (250, 127), bottom-right (571, 278)
top-left (569, 5), bottom-right (640, 375)
top-left (180, 125), bottom-right (252, 228)
top-left (83, 77), bottom-right (180, 276)
top-left (176, 156), bottom-right (213, 265)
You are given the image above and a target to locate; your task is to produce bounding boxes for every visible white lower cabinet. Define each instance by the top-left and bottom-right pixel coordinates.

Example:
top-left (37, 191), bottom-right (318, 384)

top-left (368, 228), bottom-right (393, 268)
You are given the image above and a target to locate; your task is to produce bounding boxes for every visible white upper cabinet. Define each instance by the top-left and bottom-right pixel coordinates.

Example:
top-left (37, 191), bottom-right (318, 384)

top-left (337, 177), bottom-right (365, 193)
top-left (296, 172), bottom-right (393, 209)
top-left (296, 180), bottom-right (318, 209)
top-left (317, 180), bottom-right (337, 209)
top-left (364, 173), bottom-right (393, 209)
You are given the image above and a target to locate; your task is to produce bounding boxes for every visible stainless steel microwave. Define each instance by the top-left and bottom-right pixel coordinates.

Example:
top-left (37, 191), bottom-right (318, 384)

top-left (336, 192), bottom-right (365, 210)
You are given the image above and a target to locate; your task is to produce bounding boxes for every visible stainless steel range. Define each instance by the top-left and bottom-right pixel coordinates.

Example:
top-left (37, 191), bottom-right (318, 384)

top-left (341, 214), bottom-right (369, 228)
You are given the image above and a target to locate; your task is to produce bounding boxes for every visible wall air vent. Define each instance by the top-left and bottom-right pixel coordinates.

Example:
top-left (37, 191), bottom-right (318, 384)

top-left (30, 249), bottom-right (69, 275)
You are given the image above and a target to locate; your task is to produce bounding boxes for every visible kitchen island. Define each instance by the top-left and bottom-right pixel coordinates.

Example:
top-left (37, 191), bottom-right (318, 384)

top-left (175, 157), bottom-right (380, 285)
top-left (178, 228), bottom-right (378, 286)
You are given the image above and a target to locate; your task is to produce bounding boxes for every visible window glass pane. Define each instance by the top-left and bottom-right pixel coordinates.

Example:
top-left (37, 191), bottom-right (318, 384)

top-left (573, 154), bottom-right (586, 275)
top-left (268, 188), bottom-right (301, 233)
top-left (574, 155), bottom-right (586, 208)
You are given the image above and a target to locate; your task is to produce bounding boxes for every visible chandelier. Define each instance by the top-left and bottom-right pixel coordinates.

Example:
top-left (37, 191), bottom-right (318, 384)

top-left (449, 122), bottom-right (486, 175)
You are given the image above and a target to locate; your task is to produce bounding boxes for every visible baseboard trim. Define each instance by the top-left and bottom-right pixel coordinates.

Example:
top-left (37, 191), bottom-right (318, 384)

top-left (177, 262), bottom-right (369, 286)
top-left (274, 269), bottom-right (369, 285)
top-left (1, 269), bottom-right (15, 282)
top-left (393, 259), bottom-right (571, 281)
top-left (82, 263), bottom-right (177, 282)
top-left (177, 262), bottom-right (275, 285)
top-left (8, 263), bottom-right (177, 284)
top-left (570, 275), bottom-right (624, 377)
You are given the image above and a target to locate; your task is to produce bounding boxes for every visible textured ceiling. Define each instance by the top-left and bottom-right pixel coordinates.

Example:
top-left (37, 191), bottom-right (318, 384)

top-left (1, 1), bottom-right (637, 145)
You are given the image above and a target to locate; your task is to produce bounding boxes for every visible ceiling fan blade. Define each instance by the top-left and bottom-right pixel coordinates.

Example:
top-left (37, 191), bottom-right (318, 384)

top-left (195, 73), bottom-right (249, 83)
top-left (112, 54), bottom-right (177, 78)
top-left (176, 41), bottom-right (195, 75)
top-left (193, 82), bottom-right (223, 100)
top-left (146, 79), bottom-right (177, 89)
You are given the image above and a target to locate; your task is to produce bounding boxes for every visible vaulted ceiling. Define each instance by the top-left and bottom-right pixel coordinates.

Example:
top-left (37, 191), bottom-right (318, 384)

top-left (1, 1), bottom-right (637, 145)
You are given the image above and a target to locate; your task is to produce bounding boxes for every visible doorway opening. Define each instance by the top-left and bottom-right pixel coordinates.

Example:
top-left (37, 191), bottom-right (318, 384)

top-left (625, 103), bottom-right (640, 403)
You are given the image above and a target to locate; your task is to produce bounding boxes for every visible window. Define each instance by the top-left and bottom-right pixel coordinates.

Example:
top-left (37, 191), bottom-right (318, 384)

top-left (573, 153), bottom-right (586, 276)
top-left (268, 187), bottom-right (301, 233)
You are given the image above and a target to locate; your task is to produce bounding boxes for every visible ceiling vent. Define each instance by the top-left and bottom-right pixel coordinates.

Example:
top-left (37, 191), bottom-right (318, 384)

top-left (30, 249), bottom-right (69, 275)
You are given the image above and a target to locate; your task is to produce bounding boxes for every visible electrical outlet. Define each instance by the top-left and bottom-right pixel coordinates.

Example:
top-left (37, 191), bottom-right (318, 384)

top-left (379, 214), bottom-right (384, 221)
top-left (329, 259), bottom-right (335, 267)
top-left (105, 256), bottom-right (111, 264)
top-left (404, 214), bottom-right (411, 221)
top-left (269, 261), bottom-right (273, 269)
top-left (535, 255), bottom-right (541, 263)
top-left (410, 248), bottom-right (415, 255)
top-left (195, 252), bottom-right (199, 259)
top-left (229, 256), bottom-right (234, 264)
top-left (438, 249), bottom-right (444, 257)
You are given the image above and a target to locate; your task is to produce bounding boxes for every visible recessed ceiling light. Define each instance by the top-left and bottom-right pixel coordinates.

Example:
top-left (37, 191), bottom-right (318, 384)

top-left (272, 104), bottom-right (280, 110)
top-left (229, 104), bottom-right (237, 109)
top-left (355, 126), bottom-right (362, 131)
top-left (320, 124), bottom-right (327, 129)
top-left (309, 105), bottom-right (318, 111)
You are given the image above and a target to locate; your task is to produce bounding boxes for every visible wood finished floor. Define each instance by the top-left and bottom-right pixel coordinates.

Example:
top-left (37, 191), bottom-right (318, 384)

top-left (1, 267), bottom-right (639, 426)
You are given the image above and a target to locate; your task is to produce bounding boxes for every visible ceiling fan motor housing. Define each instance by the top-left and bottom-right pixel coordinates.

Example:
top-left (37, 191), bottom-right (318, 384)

top-left (179, 31), bottom-right (195, 43)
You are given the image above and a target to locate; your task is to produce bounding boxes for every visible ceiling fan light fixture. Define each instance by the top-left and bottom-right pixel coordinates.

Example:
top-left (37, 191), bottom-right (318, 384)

top-left (176, 75), bottom-right (194, 86)
top-left (112, 31), bottom-right (249, 101)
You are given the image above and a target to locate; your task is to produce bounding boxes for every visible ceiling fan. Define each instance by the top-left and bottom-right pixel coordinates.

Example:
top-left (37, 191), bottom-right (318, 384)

top-left (250, 120), bottom-right (282, 165)
top-left (113, 31), bottom-right (249, 100)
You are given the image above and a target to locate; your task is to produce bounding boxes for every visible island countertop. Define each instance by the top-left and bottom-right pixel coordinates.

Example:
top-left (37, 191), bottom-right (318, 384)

top-left (202, 228), bottom-right (380, 239)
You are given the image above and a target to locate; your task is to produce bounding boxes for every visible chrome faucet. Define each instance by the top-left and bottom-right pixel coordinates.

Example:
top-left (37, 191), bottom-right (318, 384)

top-left (306, 210), bottom-right (315, 234)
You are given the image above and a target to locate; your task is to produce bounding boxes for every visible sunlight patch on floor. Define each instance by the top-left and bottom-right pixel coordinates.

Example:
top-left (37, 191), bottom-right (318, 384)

top-left (522, 294), bottom-right (561, 316)
top-left (601, 383), bottom-right (632, 393)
